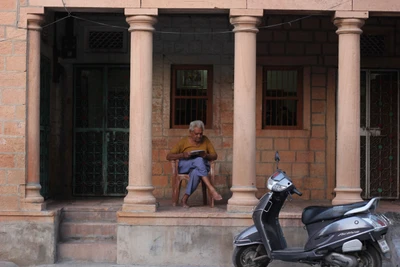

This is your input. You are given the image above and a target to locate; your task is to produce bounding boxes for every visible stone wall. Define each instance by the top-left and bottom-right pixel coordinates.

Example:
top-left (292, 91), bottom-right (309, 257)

top-left (0, 0), bottom-right (28, 211)
top-left (151, 14), bottom-right (338, 201)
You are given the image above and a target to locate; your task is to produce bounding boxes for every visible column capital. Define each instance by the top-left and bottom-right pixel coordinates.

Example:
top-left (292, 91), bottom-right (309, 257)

top-left (334, 18), bottom-right (365, 35)
top-left (230, 16), bottom-right (261, 34)
top-left (125, 14), bottom-right (157, 32)
top-left (27, 14), bottom-right (45, 31)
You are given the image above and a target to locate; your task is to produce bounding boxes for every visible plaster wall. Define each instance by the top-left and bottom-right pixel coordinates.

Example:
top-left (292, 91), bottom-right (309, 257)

top-left (0, 220), bottom-right (59, 266)
top-left (117, 224), bottom-right (308, 266)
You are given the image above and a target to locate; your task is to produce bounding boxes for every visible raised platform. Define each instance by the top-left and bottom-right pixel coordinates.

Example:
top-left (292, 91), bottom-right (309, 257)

top-left (45, 198), bottom-right (400, 267)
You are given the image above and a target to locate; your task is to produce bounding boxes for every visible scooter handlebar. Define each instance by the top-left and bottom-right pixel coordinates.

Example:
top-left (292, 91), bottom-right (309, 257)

top-left (293, 188), bottom-right (302, 196)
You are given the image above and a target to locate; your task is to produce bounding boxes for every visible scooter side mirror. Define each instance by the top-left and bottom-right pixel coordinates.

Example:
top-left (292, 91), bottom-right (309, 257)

top-left (275, 151), bottom-right (280, 169)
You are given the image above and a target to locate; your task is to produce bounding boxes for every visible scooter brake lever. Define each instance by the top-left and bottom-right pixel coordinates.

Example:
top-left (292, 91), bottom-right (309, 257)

top-left (287, 192), bottom-right (293, 202)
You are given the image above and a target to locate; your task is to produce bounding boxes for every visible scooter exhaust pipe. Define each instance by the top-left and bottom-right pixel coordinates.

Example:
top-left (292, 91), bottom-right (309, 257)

top-left (324, 252), bottom-right (358, 267)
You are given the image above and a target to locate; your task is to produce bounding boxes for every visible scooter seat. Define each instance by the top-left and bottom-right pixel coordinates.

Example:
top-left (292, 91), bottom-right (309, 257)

top-left (301, 201), bottom-right (368, 225)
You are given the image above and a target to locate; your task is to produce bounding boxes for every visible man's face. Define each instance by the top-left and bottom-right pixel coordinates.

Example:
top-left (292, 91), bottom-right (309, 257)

top-left (190, 127), bottom-right (203, 143)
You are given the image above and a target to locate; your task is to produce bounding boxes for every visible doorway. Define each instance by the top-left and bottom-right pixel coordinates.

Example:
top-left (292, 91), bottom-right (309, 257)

top-left (73, 65), bottom-right (130, 196)
top-left (360, 70), bottom-right (399, 199)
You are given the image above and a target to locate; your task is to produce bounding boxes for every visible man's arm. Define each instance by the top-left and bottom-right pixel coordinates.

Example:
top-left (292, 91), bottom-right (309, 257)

top-left (166, 138), bottom-right (191, 160)
top-left (166, 151), bottom-right (191, 160)
top-left (203, 152), bottom-right (217, 161)
top-left (203, 137), bottom-right (218, 161)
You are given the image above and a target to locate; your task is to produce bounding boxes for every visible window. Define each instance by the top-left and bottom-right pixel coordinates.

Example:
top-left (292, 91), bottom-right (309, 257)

top-left (84, 26), bottom-right (127, 53)
top-left (171, 65), bottom-right (213, 128)
top-left (262, 67), bottom-right (303, 129)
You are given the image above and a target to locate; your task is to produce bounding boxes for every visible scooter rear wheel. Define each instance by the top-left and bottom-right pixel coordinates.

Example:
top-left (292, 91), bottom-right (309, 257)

top-left (232, 245), bottom-right (270, 267)
top-left (356, 245), bottom-right (382, 267)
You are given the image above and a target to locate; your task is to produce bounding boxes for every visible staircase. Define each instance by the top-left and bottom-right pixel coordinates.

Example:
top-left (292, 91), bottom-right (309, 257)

top-left (57, 204), bottom-right (119, 263)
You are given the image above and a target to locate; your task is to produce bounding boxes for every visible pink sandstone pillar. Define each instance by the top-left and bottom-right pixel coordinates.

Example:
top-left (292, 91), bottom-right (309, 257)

top-left (123, 9), bottom-right (158, 212)
top-left (332, 11), bottom-right (368, 205)
top-left (227, 10), bottom-right (262, 212)
top-left (25, 13), bottom-right (45, 210)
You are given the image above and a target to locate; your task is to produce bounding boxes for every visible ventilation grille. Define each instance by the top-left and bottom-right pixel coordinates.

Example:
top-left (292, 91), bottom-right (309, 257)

top-left (88, 31), bottom-right (124, 50)
top-left (361, 35), bottom-right (385, 56)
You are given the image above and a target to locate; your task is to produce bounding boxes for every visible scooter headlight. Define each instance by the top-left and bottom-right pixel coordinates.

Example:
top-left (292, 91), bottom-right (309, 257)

top-left (267, 177), bottom-right (276, 190)
top-left (272, 183), bottom-right (288, 192)
top-left (267, 177), bottom-right (288, 192)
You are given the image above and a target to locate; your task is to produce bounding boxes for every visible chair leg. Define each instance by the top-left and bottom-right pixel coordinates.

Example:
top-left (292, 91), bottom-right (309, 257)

top-left (210, 176), bottom-right (215, 208)
top-left (201, 181), bottom-right (207, 206)
top-left (172, 179), bottom-right (181, 206)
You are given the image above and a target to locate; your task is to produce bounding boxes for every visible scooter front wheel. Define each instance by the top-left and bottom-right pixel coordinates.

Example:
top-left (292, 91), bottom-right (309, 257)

top-left (232, 245), bottom-right (270, 267)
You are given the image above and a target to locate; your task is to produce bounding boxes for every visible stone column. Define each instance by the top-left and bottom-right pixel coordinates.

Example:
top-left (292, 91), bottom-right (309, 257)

top-left (332, 11), bottom-right (368, 205)
top-left (227, 10), bottom-right (263, 212)
top-left (24, 13), bottom-right (45, 211)
top-left (123, 9), bottom-right (158, 212)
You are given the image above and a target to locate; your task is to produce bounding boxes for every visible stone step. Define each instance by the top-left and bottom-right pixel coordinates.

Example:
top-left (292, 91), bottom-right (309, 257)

top-left (61, 206), bottom-right (119, 222)
top-left (60, 222), bottom-right (116, 242)
top-left (57, 241), bottom-right (117, 263)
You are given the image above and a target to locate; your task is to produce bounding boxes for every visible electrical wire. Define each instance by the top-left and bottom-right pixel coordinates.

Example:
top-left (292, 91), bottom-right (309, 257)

top-left (0, 0), bottom-right (350, 42)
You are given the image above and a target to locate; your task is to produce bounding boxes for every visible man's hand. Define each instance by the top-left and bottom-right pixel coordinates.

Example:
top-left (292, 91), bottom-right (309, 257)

top-left (182, 152), bottom-right (191, 159)
top-left (199, 151), bottom-right (207, 158)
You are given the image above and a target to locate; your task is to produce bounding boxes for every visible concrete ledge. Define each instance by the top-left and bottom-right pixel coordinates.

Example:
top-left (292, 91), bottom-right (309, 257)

top-left (117, 203), bottom-right (302, 227)
top-left (0, 210), bottom-right (56, 222)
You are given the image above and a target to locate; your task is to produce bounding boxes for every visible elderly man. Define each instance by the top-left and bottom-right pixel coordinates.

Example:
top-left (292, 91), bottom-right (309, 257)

top-left (166, 120), bottom-right (222, 208)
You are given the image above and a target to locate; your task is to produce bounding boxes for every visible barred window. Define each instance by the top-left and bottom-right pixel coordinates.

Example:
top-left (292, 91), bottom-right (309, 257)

top-left (171, 65), bottom-right (213, 128)
top-left (88, 31), bottom-right (124, 50)
top-left (262, 67), bottom-right (303, 129)
top-left (84, 26), bottom-right (127, 53)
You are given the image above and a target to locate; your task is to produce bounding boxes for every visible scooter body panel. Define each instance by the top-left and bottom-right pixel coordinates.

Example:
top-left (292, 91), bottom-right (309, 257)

top-left (304, 215), bottom-right (373, 251)
top-left (233, 225), bottom-right (262, 246)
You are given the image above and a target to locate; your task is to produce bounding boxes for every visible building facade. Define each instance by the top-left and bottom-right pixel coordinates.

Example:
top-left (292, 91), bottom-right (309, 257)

top-left (1, 0), bottom-right (400, 265)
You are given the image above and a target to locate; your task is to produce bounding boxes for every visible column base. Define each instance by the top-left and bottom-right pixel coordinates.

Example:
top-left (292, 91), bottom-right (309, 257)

top-left (123, 185), bottom-right (157, 212)
top-left (25, 183), bottom-right (44, 203)
top-left (332, 187), bottom-right (363, 205)
top-left (227, 187), bottom-right (258, 213)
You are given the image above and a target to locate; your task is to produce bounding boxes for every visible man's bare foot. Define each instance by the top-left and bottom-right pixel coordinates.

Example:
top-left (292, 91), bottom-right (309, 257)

top-left (211, 190), bottom-right (222, 201)
top-left (181, 201), bottom-right (190, 208)
top-left (181, 194), bottom-right (190, 208)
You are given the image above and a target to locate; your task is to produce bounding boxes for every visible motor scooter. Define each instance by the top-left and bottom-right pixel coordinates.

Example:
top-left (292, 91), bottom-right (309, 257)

top-left (233, 152), bottom-right (391, 267)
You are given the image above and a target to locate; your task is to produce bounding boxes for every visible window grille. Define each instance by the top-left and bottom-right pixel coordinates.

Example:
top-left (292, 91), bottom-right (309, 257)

top-left (361, 35), bottom-right (385, 57)
top-left (262, 67), bottom-right (303, 129)
top-left (88, 31), bottom-right (124, 50)
top-left (171, 65), bottom-right (213, 128)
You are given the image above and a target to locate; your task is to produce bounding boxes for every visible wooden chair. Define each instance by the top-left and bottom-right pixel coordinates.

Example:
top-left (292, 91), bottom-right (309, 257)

top-left (170, 160), bottom-right (215, 208)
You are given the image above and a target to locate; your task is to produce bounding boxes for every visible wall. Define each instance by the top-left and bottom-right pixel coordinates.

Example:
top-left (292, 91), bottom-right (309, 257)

top-left (117, 223), bottom-right (308, 266)
top-left (152, 14), bottom-right (337, 202)
top-left (151, 14), bottom-right (235, 202)
top-left (0, 0), bottom-right (28, 211)
top-left (0, 210), bottom-right (60, 266)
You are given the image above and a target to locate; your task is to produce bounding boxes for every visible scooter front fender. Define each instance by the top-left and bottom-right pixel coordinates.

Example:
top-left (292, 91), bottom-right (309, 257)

top-left (233, 225), bottom-right (262, 246)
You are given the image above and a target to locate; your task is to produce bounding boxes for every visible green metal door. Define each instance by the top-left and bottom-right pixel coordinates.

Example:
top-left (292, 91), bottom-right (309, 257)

top-left (360, 70), bottom-right (399, 199)
top-left (73, 65), bottom-right (130, 196)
